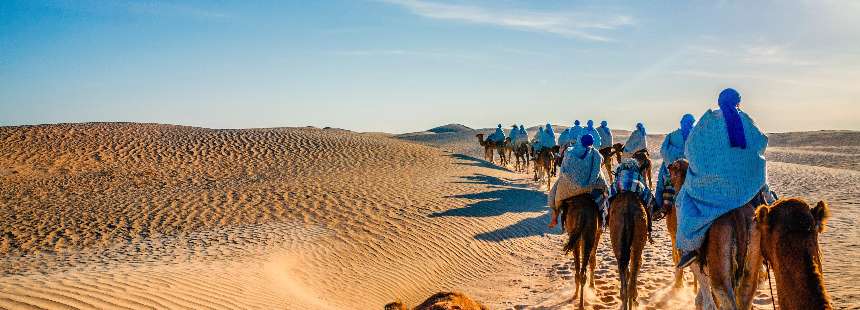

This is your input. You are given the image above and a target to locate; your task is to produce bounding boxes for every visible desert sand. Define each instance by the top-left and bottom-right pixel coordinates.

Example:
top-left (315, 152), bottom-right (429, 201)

top-left (1, 123), bottom-right (857, 309)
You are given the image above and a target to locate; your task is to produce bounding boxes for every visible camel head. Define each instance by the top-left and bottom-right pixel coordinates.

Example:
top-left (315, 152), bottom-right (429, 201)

top-left (475, 133), bottom-right (486, 146)
top-left (667, 159), bottom-right (689, 192)
top-left (755, 198), bottom-right (832, 309)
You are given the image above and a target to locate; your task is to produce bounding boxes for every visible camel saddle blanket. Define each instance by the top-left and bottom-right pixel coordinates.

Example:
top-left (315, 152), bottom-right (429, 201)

top-left (548, 146), bottom-right (607, 210)
top-left (609, 159), bottom-right (655, 208)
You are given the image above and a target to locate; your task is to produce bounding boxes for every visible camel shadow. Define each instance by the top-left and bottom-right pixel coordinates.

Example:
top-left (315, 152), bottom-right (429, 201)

top-left (474, 211), bottom-right (562, 242)
top-left (453, 173), bottom-right (527, 188)
top-left (431, 187), bottom-right (547, 218)
top-left (448, 154), bottom-right (510, 172)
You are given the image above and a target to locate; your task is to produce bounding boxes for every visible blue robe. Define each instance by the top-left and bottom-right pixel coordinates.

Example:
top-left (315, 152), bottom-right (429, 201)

top-left (655, 129), bottom-right (687, 208)
top-left (623, 128), bottom-right (647, 153)
top-left (583, 126), bottom-right (602, 149)
top-left (675, 109), bottom-right (768, 252)
top-left (597, 125), bottom-right (613, 149)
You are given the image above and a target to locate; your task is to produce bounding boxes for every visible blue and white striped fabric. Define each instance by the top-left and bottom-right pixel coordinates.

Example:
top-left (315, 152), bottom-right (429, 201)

top-left (609, 159), bottom-right (655, 208)
top-left (675, 109), bottom-right (769, 252)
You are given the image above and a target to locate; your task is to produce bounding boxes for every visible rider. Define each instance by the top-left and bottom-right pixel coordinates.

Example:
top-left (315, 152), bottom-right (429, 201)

top-left (609, 157), bottom-right (657, 238)
top-left (509, 124), bottom-right (521, 145)
top-left (488, 124), bottom-right (506, 144)
top-left (533, 127), bottom-right (546, 153)
top-left (654, 114), bottom-right (695, 216)
top-left (622, 123), bottom-right (648, 154)
top-left (676, 88), bottom-right (775, 268)
top-left (547, 134), bottom-right (608, 228)
top-left (583, 120), bottom-right (602, 150)
top-left (557, 127), bottom-right (571, 148)
top-left (543, 123), bottom-right (557, 150)
top-left (519, 125), bottom-right (528, 143)
top-left (568, 120), bottom-right (584, 147)
top-left (597, 121), bottom-right (613, 150)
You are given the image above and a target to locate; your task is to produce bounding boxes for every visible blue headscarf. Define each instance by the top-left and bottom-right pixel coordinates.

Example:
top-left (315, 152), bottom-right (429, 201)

top-left (586, 120), bottom-right (594, 128)
top-left (680, 114), bottom-right (695, 140)
top-left (718, 88), bottom-right (746, 149)
top-left (579, 134), bottom-right (594, 159)
top-left (636, 123), bottom-right (646, 135)
top-left (574, 120), bottom-right (581, 126)
top-left (545, 123), bottom-right (554, 136)
top-left (600, 120), bottom-right (607, 127)
top-left (519, 125), bottom-right (526, 135)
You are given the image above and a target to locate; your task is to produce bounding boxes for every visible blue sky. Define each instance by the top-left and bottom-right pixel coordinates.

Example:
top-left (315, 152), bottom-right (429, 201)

top-left (1, 0), bottom-right (858, 133)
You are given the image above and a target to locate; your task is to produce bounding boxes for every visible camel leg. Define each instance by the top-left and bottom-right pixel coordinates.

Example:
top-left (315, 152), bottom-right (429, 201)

top-left (706, 222), bottom-right (739, 310)
top-left (692, 262), bottom-right (717, 310)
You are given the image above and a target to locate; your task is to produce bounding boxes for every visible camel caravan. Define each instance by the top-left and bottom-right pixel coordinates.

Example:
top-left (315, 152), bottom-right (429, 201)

top-left (468, 88), bottom-right (833, 310)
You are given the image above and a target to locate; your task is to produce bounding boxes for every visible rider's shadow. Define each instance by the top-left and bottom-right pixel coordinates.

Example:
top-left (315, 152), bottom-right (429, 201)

top-left (431, 187), bottom-right (546, 218)
top-left (474, 210), bottom-right (561, 242)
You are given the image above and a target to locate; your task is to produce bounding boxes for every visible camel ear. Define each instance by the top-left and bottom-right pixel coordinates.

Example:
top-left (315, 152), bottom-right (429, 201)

top-left (812, 201), bottom-right (830, 233)
top-left (754, 204), bottom-right (770, 227)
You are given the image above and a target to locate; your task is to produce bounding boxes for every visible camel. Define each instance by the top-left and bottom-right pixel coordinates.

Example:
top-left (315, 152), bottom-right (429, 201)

top-left (666, 159), bottom-right (691, 289)
top-left (668, 161), bottom-right (763, 310)
top-left (532, 145), bottom-right (557, 190)
top-left (559, 194), bottom-right (602, 309)
top-left (631, 149), bottom-right (653, 190)
top-left (475, 133), bottom-right (495, 163)
top-left (385, 292), bottom-right (488, 310)
top-left (609, 191), bottom-right (649, 310)
top-left (755, 198), bottom-right (832, 310)
top-left (512, 140), bottom-right (530, 172)
top-left (599, 143), bottom-right (623, 183)
top-left (475, 133), bottom-right (507, 166)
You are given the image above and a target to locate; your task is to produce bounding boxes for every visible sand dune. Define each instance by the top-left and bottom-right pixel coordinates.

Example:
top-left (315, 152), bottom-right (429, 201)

top-left (1, 123), bottom-right (857, 309)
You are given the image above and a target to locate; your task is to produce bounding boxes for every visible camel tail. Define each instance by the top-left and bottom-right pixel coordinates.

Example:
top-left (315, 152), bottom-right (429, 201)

top-left (619, 197), bottom-right (634, 283)
top-left (562, 200), bottom-right (590, 254)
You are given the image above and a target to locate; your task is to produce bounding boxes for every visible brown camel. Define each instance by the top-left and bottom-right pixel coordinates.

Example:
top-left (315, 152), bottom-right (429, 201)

top-left (666, 159), bottom-right (690, 288)
top-left (532, 145), bottom-right (557, 190)
top-left (385, 292), bottom-right (488, 310)
top-left (512, 140), bottom-right (530, 172)
top-left (668, 161), bottom-right (763, 310)
top-left (559, 194), bottom-right (602, 309)
top-left (755, 198), bottom-right (832, 310)
top-left (475, 133), bottom-right (495, 163)
top-left (609, 192), bottom-right (649, 310)
top-left (631, 149), bottom-right (653, 190)
top-left (599, 143), bottom-right (624, 183)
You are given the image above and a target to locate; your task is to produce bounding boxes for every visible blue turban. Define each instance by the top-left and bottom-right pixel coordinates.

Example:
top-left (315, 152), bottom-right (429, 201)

top-left (587, 120), bottom-right (594, 128)
top-left (574, 120), bottom-right (581, 126)
top-left (600, 120), bottom-right (608, 127)
top-left (680, 114), bottom-right (695, 140)
top-left (636, 123), bottom-right (646, 135)
top-left (718, 88), bottom-right (746, 148)
top-left (497, 124), bottom-right (502, 128)
top-left (580, 134), bottom-right (594, 147)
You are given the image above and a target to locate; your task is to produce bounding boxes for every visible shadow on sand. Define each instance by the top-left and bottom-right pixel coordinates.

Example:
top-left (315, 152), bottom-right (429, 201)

top-left (474, 211), bottom-right (562, 242)
top-left (431, 173), bottom-right (558, 241)
top-left (448, 154), bottom-right (510, 172)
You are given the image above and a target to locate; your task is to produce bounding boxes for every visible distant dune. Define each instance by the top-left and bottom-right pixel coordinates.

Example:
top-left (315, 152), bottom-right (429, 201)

top-left (1, 122), bottom-right (857, 309)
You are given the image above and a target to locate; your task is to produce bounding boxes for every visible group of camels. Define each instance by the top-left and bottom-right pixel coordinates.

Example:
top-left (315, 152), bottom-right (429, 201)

top-left (476, 129), bottom-right (831, 310)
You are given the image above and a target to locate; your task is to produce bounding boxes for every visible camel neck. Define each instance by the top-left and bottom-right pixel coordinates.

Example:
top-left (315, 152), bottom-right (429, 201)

top-left (772, 248), bottom-right (831, 309)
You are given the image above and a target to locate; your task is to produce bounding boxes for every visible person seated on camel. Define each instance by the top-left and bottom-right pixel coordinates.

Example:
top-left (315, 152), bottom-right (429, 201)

top-left (568, 120), bottom-right (583, 147)
top-left (622, 123), bottom-right (648, 154)
top-left (653, 114), bottom-right (696, 218)
top-left (547, 134), bottom-right (608, 229)
top-left (676, 88), bottom-right (777, 268)
top-left (509, 124), bottom-right (521, 145)
top-left (518, 125), bottom-right (528, 141)
top-left (533, 127), bottom-right (546, 153)
top-left (557, 127), bottom-right (571, 149)
top-left (597, 120), bottom-right (613, 150)
top-left (488, 124), bottom-right (506, 144)
top-left (583, 120), bottom-right (602, 150)
top-left (610, 158), bottom-right (658, 241)
top-left (543, 123), bottom-right (557, 149)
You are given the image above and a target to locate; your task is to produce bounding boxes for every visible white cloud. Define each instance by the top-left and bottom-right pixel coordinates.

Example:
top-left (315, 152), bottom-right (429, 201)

top-left (379, 0), bottom-right (634, 42)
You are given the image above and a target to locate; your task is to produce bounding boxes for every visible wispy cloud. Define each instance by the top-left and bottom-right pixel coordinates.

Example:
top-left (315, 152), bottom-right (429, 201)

top-left (378, 0), bottom-right (634, 42)
top-left (686, 42), bottom-right (817, 66)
